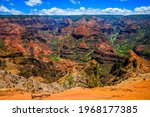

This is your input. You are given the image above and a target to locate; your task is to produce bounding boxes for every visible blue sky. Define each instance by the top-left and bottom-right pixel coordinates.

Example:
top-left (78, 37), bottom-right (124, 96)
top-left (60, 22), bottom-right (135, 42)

top-left (0, 0), bottom-right (150, 15)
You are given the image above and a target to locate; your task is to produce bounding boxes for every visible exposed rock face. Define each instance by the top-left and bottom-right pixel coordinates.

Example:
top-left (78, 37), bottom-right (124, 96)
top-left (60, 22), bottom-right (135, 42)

top-left (58, 60), bottom-right (103, 88)
top-left (0, 20), bottom-right (52, 61)
top-left (135, 33), bottom-right (150, 59)
top-left (16, 57), bottom-right (68, 83)
top-left (94, 42), bottom-right (116, 56)
top-left (78, 42), bottom-right (89, 50)
top-left (120, 24), bottom-right (140, 34)
top-left (74, 17), bottom-right (87, 26)
top-left (135, 45), bottom-right (150, 59)
top-left (0, 16), bottom-right (122, 63)
top-left (110, 50), bottom-right (150, 78)
top-left (73, 17), bottom-right (99, 37)
top-left (129, 50), bottom-right (150, 73)
top-left (101, 24), bottom-right (114, 34)
top-left (0, 15), bottom-right (150, 93)
top-left (0, 70), bottom-right (64, 93)
top-left (1, 16), bottom-right (145, 64)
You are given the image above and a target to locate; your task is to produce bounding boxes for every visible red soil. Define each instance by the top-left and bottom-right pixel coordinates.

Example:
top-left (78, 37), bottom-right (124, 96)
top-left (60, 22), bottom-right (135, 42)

top-left (0, 75), bottom-right (150, 100)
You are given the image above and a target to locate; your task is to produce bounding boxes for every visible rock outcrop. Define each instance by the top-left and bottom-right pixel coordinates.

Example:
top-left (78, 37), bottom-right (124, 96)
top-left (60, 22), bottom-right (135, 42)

top-left (0, 70), bottom-right (64, 93)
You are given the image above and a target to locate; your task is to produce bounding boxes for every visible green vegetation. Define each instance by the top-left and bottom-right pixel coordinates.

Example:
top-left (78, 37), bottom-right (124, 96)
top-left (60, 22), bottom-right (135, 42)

top-left (63, 74), bottom-right (74, 87)
top-left (115, 44), bottom-right (132, 56)
top-left (108, 33), bottom-right (118, 43)
top-left (84, 61), bottom-right (103, 88)
top-left (50, 38), bottom-right (57, 44)
top-left (0, 15), bottom-right (150, 91)
top-left (110, 58), bottom-right (130, 77)
top-left (81, 50), bottom-right (94, 62)
top-left (18, 58), bottom-right (66, 83)
top-left (0, 59), bottom-right (6, 69)
top-left (48, 55), bottom-right (60, 61)
top-left (0, 51), bottom-right (13, 58)
top-left (0, 39), bottom-right (4, 48)
top-left (107, 28), bottom-right (149, 56)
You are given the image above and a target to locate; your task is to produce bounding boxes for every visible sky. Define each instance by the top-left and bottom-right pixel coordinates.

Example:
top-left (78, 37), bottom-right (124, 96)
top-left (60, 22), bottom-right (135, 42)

top-left (0, 0), bottom-right (150, 15)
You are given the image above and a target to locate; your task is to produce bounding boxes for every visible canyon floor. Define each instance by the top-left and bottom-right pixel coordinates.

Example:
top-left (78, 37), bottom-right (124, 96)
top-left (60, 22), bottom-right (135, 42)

top-left (0, 73), bottom-right (150, 100)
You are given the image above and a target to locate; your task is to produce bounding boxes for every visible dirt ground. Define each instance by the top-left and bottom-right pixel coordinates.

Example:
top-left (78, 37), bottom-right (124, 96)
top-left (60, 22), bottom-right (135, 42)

top-left (0, 74), bottom-right (150, 100)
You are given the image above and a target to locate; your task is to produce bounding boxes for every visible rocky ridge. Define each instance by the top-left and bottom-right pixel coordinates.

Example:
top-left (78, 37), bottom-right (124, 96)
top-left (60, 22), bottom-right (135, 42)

top-left (0, 15), bottom-right (150, 95)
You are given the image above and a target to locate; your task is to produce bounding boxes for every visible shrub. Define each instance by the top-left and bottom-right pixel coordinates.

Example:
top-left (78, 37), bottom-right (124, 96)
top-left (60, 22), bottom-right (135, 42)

top-left (0, 39), bottom-right (4, 48)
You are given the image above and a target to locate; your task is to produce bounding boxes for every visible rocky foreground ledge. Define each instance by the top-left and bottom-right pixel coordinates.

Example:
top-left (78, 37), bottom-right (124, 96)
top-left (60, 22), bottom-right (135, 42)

top-left (0, 70), bottom-right (64, 95)
top-left (0, 73), bottom-right (150, 100)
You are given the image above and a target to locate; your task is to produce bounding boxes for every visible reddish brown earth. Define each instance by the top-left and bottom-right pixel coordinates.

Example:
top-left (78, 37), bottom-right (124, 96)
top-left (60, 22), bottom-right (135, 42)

top-left (0, 16), bottom-right (150, 100)
top-left (0, 74), bottom-right (150, 100)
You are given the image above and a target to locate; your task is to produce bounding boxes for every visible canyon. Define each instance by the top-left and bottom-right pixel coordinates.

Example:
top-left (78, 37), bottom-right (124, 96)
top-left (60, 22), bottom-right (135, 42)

top-left (0, 15), bottom-right (150, 99)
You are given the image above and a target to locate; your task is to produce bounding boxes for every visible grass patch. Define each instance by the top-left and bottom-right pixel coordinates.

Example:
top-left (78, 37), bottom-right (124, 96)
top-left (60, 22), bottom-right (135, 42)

top-left (49, 55), bottom-right (60, 61)
top-left (0, 39), bottom-right (4, 48)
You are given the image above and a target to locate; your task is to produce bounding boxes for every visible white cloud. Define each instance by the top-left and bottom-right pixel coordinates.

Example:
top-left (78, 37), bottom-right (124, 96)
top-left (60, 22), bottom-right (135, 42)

top-left (0, 5), bottom-right (10, 12)
top-left (1, 5), bottom-right (150, 15)
top-left (70, 0), bottom-right (80, 5)
top-left (134, 6), bottom-right (150, 14)
top-left (29, 7), bottom-right (133, 15)
top-left (25, 0), bottom-right (42, 7)
top-left (29, 6), bottom-right (150, 15)
top-left (101, 8), bottom-right (132, 14)
top-left (10, 9), bottom-right (23, 15)
top-left (0, 5), bottom-right (23, 15)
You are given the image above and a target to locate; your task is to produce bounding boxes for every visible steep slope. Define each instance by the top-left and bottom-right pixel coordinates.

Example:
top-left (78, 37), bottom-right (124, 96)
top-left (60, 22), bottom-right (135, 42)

top-left (0, 19), bottom-right (52, 61)
top-left (1, 73), bottom-right (150, 100)
top-left (110, 50), bottom-right (150, 84)
top-left (0, 15), bottom-right (150, 96)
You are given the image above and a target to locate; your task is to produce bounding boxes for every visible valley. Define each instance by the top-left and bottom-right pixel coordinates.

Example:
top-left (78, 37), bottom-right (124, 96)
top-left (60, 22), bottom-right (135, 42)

top-left (0, 15), bottom-right (150, 100)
